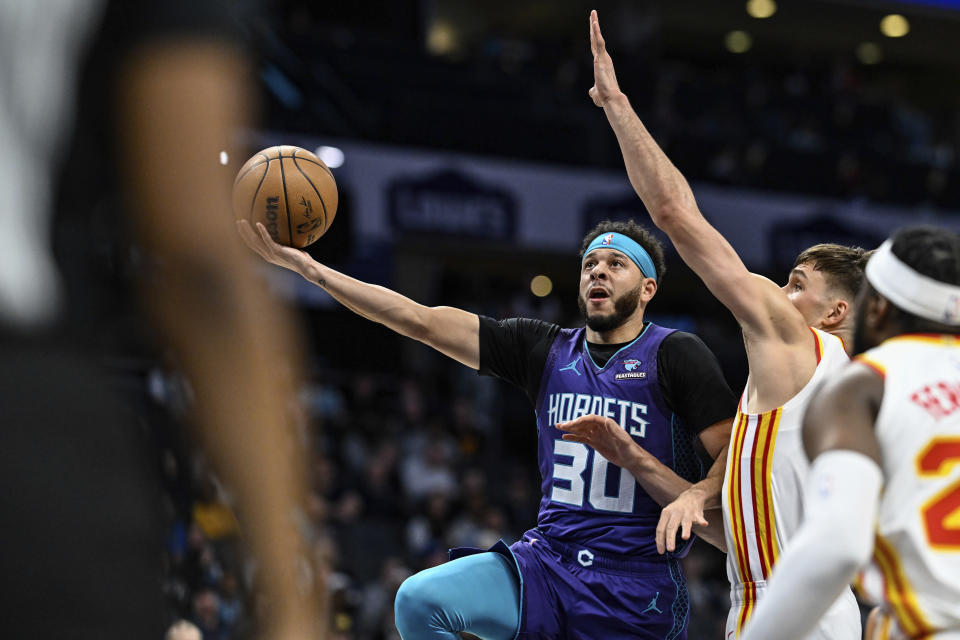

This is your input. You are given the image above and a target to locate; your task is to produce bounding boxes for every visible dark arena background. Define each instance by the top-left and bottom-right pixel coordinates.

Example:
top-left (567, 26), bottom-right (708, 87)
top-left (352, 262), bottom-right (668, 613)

top-left (18, 1), bottom-right (960, 638)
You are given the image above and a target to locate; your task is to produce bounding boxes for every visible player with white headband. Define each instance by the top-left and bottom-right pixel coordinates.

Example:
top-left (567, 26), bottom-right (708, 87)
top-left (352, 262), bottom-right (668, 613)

top-left (742, 225), bottom-right (960, 640)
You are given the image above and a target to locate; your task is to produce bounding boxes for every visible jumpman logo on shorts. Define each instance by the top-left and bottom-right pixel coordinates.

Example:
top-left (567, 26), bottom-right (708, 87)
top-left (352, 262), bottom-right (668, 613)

top-left (559, 356), bottom-right (582, 376)
top-left (641, 591), bottom-right (662, 615)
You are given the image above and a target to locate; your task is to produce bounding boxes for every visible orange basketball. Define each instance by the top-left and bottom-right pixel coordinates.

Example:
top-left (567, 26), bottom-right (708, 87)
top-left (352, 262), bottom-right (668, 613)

top-left (232, 145), bottom-right (338, 248)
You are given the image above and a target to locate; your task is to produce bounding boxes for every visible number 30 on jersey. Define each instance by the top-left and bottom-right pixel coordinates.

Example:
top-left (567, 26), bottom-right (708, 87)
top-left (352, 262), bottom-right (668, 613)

top-left (551, 440), bottom-right (636, 513)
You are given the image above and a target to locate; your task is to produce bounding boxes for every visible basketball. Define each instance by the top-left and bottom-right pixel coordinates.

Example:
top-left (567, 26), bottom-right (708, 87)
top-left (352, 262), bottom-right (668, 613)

top-left (232, 145), bottom-right (338, 248)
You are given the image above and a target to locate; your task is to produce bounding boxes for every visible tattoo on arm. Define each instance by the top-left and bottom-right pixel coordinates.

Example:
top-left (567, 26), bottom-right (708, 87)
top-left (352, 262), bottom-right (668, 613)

top-left (316, 278), bottom-right (326, 288)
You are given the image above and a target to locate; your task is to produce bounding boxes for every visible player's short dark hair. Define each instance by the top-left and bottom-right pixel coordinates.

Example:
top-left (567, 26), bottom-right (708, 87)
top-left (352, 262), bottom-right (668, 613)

top-left (886, 226), bottom-right (960, 333)
top-left (580, 219), bottom-right (667, 283)
top-left (794, 244), bottom-right (873, 302)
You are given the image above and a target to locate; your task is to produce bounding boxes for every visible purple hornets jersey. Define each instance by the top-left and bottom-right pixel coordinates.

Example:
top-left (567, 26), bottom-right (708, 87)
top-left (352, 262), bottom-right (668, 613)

top-left (534, 323), bottom-right (697, 559)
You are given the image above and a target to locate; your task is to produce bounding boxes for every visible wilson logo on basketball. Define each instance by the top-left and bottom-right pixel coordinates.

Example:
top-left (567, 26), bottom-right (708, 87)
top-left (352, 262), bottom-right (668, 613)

top-left (264, 196), bottom-right (280, 241)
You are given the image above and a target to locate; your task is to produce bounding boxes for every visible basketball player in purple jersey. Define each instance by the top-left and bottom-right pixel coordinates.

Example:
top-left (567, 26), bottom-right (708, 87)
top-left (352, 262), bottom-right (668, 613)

top-left (239, 215), bottom-right (735, 638)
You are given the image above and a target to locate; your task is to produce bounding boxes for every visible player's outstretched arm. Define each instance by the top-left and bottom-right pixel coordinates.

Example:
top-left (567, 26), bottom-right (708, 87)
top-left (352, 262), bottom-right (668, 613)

top-left (588, 11), bottom-right (801, 340)
top-left (741, 363), bottom-right (884, 640)
top-left (237, 220), bottom-right (480, 369)
top-left (656, 446), bottom-right (728, 554)
top-left (558, 414), bottom-right (728, 551)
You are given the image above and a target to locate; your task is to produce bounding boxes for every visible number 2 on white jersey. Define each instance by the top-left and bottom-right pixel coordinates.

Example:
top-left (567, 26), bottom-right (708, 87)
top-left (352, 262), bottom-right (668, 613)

top-left (917, 437), bottom-right (960, 549)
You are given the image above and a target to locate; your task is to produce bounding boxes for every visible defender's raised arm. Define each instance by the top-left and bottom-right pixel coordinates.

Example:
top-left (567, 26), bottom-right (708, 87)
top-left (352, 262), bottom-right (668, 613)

top-left (589, 10), bottom-right (804, 343)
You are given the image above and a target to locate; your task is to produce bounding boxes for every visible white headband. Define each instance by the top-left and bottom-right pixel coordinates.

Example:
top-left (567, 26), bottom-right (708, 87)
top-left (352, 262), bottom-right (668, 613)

top-left (866, 239), bottom-right (960, 325)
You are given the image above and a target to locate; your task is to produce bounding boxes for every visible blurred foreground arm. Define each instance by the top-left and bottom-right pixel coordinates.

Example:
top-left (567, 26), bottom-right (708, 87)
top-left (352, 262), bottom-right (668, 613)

top-left (118, 41), bottom-right (322, 639)
top-left (238, 219), bottom-right (480, 369)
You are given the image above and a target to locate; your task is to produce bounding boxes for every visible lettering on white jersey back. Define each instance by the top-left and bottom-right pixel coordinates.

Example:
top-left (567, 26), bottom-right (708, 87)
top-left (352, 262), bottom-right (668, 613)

top-left (911, 380), bottom-right (960, 420)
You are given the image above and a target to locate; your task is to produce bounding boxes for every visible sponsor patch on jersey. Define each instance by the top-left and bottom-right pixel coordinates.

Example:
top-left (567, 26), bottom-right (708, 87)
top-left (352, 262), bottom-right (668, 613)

top-left (615, 359), bottom-right (645, 380)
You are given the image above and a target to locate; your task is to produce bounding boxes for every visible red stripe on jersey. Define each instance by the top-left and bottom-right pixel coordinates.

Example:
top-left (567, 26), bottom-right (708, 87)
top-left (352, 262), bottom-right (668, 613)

top-left (728, 413), bottom-right (753, 584)
top-left (749, 412), bottom-right (769, 579)
top-left (759, 408), bottom-right (781, 572)
top-left (810, 327), bottom-right (823, 365)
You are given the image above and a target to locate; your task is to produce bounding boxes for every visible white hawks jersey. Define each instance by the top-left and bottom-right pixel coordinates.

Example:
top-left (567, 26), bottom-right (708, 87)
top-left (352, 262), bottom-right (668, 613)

top-left (855, 334), bottom-right (960, 640)
top-left (722, 327), bottom-right (860, 638)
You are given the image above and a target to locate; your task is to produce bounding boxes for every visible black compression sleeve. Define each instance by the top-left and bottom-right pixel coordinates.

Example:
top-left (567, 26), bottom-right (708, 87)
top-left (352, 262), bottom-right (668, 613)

top-left (657, 331), bottom-right (737, 434)
top-left (478, 316), bottom-right (560, 403)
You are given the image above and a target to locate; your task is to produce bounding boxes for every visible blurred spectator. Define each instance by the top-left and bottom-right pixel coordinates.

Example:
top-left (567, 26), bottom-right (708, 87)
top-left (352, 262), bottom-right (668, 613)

top-left (192, 589), bottom-right (225, 640)
top-left (192, 475), bottom-right (240, 542)
top-left (218, 573), bottom-right (246, 632)
top-left (356, 557), bottom-right (412, 639)
top-left (406, 492), bottom-right (454, 559)
top-left (400, 433), bottom-right (458, 502)
top-left (166, 620), bottom-right (202, 640)
top-left (358, 442), bottom-right (403, 518)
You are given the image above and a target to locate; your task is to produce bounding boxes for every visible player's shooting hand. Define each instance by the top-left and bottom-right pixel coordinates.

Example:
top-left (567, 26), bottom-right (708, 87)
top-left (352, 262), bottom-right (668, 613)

top-left (237, 219), bottom-right (315, 276)
top-left (656, 486), bottom-right (709, 554)
top-left (558, 414), bottom-right (638, 469)
top-left (588, 10), bottom-right (623, 107)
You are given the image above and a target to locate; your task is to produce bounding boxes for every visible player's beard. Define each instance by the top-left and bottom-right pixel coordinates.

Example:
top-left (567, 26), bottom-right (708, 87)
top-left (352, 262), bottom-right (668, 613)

top-left (578, 284), bottom-right (643, 333)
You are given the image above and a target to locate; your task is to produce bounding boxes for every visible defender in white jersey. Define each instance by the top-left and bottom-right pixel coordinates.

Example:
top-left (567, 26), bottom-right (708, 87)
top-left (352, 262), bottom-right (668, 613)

top-left (587, 10), bottom-right (866, 638)
top-left (722, 326), bottom-right (859, 639)
top-left (742, 226), bottom-right (960, 640)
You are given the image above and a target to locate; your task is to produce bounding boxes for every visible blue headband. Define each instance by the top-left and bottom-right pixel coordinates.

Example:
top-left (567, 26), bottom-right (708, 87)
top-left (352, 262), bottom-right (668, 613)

top-left (582, 232), bottom-right (658, 280)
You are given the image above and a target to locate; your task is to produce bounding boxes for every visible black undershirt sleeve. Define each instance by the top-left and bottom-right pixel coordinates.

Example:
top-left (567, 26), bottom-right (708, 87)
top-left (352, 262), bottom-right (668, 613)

top-left (657, 331), bottom-right (738, 435)
top-left (478, 316), bottom-right (560, 404)
top-left (479, 319), bottom-right (737, 433)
